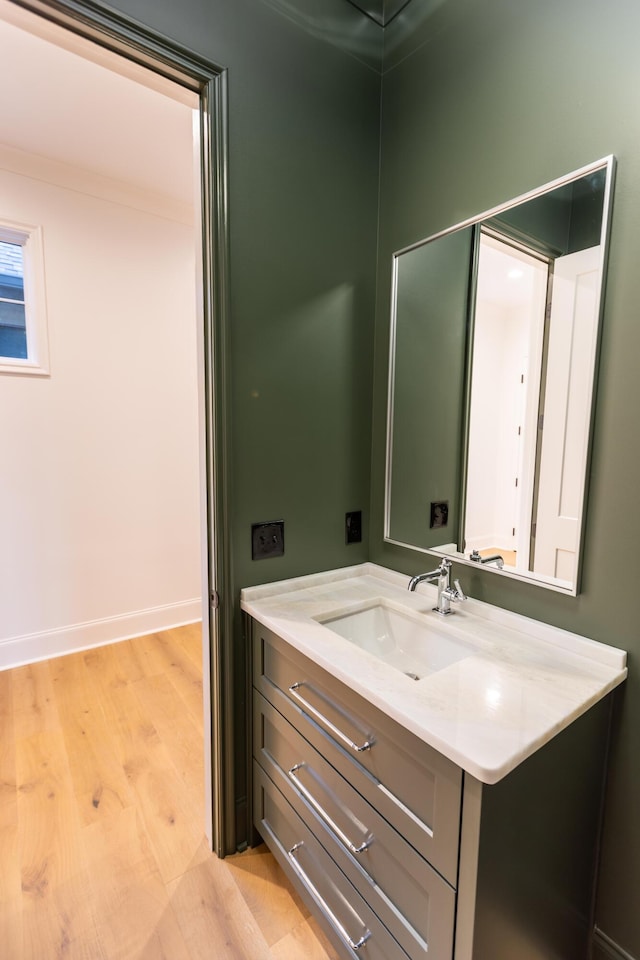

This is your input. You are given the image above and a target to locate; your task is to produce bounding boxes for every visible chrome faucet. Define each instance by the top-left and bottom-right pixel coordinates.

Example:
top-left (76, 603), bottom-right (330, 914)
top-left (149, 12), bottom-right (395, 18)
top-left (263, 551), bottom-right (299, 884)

top-left (408, 558), bottom-right (466, 616)
top-left (469, 549), bottom-right (504, 569)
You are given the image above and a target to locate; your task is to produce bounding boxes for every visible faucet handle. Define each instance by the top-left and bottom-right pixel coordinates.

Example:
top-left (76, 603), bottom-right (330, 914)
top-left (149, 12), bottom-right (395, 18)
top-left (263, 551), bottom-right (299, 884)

top-left (453, 579), bottom-right (466, 601)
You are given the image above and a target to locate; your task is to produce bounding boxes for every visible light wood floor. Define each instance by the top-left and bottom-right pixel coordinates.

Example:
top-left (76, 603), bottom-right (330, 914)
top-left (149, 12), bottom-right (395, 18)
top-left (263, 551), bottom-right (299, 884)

top-left (479, 547), bottom-right (517, 567)
top-left (0, 625), bottom-right (339, 960)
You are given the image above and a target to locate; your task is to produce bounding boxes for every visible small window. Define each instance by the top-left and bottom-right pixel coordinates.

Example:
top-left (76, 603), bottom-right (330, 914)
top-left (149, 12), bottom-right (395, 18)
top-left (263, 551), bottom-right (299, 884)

top-left (0, 221), bottom-right (49, 376)
top-left (0, 240), bottom-right (27, 359)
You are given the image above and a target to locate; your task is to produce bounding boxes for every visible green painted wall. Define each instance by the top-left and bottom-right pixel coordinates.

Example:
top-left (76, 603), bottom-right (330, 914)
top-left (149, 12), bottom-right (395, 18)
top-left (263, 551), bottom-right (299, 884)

top-left (104, 0), bottom-right (381, 843)
top-left (488, 170), bottom-right (606, 257)
top-left (371, 0), bottom-right (640, 953)
top-left (388, 226), bottom-right (471, 548)
top-left (106, 0), bottom-right (380, 584)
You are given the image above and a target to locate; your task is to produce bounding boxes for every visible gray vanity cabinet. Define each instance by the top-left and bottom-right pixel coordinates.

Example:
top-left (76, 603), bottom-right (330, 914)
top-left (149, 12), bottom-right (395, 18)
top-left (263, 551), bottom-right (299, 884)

top-left (252, 619), bottom-right (460, 959)
top-left (250, 618), bottom-right (611, 960)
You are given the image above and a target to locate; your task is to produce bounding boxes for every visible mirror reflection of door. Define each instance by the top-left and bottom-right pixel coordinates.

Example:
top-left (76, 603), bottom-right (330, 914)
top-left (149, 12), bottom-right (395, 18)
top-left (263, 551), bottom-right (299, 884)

top-left (465, 230), bottom-right (601, 583)
top-left (532, 245), bottom-right (601, 581)
top-left (465, 232), bottom-right (548, 573)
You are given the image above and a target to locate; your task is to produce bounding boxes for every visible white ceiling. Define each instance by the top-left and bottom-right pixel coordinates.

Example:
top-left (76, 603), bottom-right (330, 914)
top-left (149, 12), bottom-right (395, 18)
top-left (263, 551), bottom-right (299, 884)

top-left (478, 239), bottom-right (548, 310)
top-left (0, 3), bottom-right (196, 207)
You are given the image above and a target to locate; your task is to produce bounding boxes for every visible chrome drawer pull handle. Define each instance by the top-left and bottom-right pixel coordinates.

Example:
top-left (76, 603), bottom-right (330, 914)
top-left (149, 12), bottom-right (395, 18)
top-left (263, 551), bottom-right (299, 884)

top-left (288, 682), bottom-right (374, 753)
top-left (288, 842), bottom-right (371, 951)
top-left (288, 764), bottom-right (372, 855)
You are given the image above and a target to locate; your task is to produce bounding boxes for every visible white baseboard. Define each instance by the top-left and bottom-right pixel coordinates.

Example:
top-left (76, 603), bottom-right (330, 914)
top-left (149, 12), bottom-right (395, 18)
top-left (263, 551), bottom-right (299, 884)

top-left (0, 598), bottom-right (202, 671)
top-left (594, 927), bottom-right (638, 960)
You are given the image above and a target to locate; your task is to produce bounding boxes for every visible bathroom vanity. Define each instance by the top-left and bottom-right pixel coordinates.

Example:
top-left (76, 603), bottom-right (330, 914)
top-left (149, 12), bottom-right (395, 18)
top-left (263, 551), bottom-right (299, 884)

top-left (241, 564), bottom-right (627, 960)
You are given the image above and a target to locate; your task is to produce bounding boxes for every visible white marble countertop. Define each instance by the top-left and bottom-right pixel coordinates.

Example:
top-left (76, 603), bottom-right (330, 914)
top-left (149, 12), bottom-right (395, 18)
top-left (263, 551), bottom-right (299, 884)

top-left (241, 563), bottom-right (627, 784)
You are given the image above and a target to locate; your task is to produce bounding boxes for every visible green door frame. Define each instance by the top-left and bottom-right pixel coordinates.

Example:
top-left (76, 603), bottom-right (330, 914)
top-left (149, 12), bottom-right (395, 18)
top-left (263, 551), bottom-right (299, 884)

top-left (7, 0), bottom-right (235, 856)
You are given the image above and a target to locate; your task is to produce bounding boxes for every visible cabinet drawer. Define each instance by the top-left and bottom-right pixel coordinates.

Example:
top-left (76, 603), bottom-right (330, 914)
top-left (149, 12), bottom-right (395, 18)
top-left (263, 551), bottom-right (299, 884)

top-left (253, 620), bottom-right (462, 885)
top-left (254, 690), bottom-right (455, 960)
top-left (254, 762), bottom-right (412, 960)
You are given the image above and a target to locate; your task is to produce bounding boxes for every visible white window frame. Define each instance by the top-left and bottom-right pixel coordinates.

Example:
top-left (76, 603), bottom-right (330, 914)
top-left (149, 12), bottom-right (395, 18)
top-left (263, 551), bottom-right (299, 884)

top-left (0, 219), bottom-right (50, 376)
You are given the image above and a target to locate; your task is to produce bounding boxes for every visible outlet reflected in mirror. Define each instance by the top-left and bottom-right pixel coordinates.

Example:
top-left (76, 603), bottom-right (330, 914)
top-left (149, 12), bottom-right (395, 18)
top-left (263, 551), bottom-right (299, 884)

top-left (385, 157), bottom-right (616, 595)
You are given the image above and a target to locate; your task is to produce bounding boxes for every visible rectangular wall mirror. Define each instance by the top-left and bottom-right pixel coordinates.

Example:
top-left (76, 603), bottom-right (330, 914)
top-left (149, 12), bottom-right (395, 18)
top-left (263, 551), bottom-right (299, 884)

top-left (385, 156), bottom-right (616, 595)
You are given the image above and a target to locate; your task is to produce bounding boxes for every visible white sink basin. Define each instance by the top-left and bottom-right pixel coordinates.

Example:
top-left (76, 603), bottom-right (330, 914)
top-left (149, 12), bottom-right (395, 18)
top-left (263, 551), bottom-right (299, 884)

top-left (319, 602), bottom-right (474, 680)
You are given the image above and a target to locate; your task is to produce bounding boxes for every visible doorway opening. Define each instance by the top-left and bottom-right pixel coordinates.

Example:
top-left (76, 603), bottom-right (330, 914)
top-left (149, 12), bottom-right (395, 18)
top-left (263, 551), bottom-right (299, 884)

top-left (464, 231), bottom-right (549, 571)
top-left (0, 0), bottom-right (231, 855)
top-left (465, 225), bottom-right (603, 585)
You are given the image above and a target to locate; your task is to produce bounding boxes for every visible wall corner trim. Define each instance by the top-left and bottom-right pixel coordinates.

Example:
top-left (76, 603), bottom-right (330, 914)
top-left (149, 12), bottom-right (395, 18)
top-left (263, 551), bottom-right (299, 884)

top-left (0, 599), bottom-right (202, 671)
top-left (594, 927), bottom-right (638, 960)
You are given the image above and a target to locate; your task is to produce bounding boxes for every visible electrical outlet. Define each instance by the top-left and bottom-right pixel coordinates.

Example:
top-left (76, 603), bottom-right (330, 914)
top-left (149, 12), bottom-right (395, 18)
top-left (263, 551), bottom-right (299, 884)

top-left (345, 510), bottom-right (362, 544)
top-left (430, 501), bottom-right (449, 529)
top-left (251, 520), bottom-right (285, 560)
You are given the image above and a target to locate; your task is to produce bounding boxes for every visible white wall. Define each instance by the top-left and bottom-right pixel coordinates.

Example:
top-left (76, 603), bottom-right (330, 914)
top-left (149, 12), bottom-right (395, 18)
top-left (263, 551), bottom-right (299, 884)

top-left (465, 300), bottom-right (506, 548)
top-left (465, 299), bottom-right (528, 551)
top-left (0, 160), bottom-right (201, 667)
